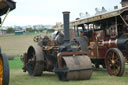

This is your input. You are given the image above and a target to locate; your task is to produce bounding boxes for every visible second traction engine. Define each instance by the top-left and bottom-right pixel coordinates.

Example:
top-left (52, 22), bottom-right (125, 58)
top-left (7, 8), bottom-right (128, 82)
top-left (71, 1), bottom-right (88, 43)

top-left (22, 11), bottom-right (93, 81)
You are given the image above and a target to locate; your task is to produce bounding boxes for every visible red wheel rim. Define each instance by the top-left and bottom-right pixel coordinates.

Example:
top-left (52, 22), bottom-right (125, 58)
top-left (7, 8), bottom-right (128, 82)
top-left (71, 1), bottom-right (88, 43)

top-left (105, 50), bottom-right (121, 76)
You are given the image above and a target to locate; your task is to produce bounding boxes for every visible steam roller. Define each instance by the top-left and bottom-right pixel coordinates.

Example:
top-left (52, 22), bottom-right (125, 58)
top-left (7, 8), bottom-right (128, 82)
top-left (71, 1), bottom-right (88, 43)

top-left (21, 11), bottom-right (93, 81)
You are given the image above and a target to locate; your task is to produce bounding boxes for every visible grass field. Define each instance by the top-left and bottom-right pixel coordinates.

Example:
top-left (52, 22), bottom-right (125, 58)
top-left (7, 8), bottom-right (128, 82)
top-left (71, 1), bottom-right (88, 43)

top-left (0, 34), bottom-right (36, 57)
top-left (9, 58), bottom-right (128, 85)
top-left (0, 34), bottom-right (128, 85)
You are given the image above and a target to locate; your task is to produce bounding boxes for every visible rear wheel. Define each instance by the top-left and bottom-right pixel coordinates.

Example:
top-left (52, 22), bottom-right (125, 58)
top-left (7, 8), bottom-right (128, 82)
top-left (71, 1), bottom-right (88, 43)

top-left (0, 54), bottom-right (9, 85)
top-left (105, 48), bottom-right (125, 76)
top-left (26, 46), bottom-right (44, 76)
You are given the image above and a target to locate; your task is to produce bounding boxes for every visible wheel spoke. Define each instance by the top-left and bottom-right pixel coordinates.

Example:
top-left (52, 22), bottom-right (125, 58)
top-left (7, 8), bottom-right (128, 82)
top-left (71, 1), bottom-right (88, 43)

top-left (107, 57), bottom-right (111, 63)
top-left (115, 56), bottom-right (119, 61)
top-left (112, 52), bottom-right (115, 60)
top-left (108, 52), bottom-right (112, 58)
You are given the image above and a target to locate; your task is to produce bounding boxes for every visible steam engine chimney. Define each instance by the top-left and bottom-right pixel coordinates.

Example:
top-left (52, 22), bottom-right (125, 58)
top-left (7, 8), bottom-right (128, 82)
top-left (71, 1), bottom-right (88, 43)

top-left (63, 11), bottom-right (70, 43)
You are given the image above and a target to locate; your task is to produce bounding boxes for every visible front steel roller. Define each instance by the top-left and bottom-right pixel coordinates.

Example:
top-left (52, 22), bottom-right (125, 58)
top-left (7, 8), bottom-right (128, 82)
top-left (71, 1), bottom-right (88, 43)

top-left (57, 55), bottom-right (93, 81)
top-left (25, 45), bottom-right (44, 76)
top-left (0, 53), bottom-right (9, 85)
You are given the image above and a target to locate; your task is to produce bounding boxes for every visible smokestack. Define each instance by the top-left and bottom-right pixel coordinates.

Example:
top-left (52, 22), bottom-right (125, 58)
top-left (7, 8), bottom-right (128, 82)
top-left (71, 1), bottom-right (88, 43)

top-left (63, 11), bottom-right (70, 43)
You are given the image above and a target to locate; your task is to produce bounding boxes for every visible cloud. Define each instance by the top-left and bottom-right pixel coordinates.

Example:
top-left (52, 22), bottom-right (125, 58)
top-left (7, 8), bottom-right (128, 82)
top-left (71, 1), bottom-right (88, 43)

top-left (3, 16), bottom-right (62, 26)
top-left (1, 0), bottom-right (121, 26)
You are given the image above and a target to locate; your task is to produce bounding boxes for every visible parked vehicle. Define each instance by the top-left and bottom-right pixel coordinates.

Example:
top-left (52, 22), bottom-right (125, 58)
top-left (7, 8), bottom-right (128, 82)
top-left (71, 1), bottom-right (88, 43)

top-left (21, 12), bottom-right (93, 81)
top-left (70, 6), bottom-right (128, 76)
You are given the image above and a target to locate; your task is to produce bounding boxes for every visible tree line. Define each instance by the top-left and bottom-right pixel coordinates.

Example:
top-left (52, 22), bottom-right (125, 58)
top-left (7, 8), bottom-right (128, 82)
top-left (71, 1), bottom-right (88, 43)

top-left (1, 27), bottom-right (55, 33)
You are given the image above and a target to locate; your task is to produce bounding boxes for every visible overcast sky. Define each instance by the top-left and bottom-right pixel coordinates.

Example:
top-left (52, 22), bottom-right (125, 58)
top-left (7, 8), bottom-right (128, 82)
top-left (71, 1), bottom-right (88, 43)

top-left (2, 0), bottom-right (122, 26)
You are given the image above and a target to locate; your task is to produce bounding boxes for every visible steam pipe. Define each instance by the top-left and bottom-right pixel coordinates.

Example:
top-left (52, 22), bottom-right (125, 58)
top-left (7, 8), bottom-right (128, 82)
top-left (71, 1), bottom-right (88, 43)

top-left (63, 11), bottom-right (70, 43)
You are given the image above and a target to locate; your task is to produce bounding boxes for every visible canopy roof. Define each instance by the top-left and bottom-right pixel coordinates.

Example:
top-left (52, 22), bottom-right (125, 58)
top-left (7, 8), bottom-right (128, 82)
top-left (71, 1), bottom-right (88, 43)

top-left (71, 6), bottom-right (128, 26)
top-left (0, 0), bottom-right (16, 16)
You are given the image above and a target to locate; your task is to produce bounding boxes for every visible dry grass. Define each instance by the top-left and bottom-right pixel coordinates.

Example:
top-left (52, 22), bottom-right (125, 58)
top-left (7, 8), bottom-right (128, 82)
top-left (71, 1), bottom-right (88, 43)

top-left (0, 33), bottom-right (51, 57)
top-left (0, 34), bottom-right (37, 56)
